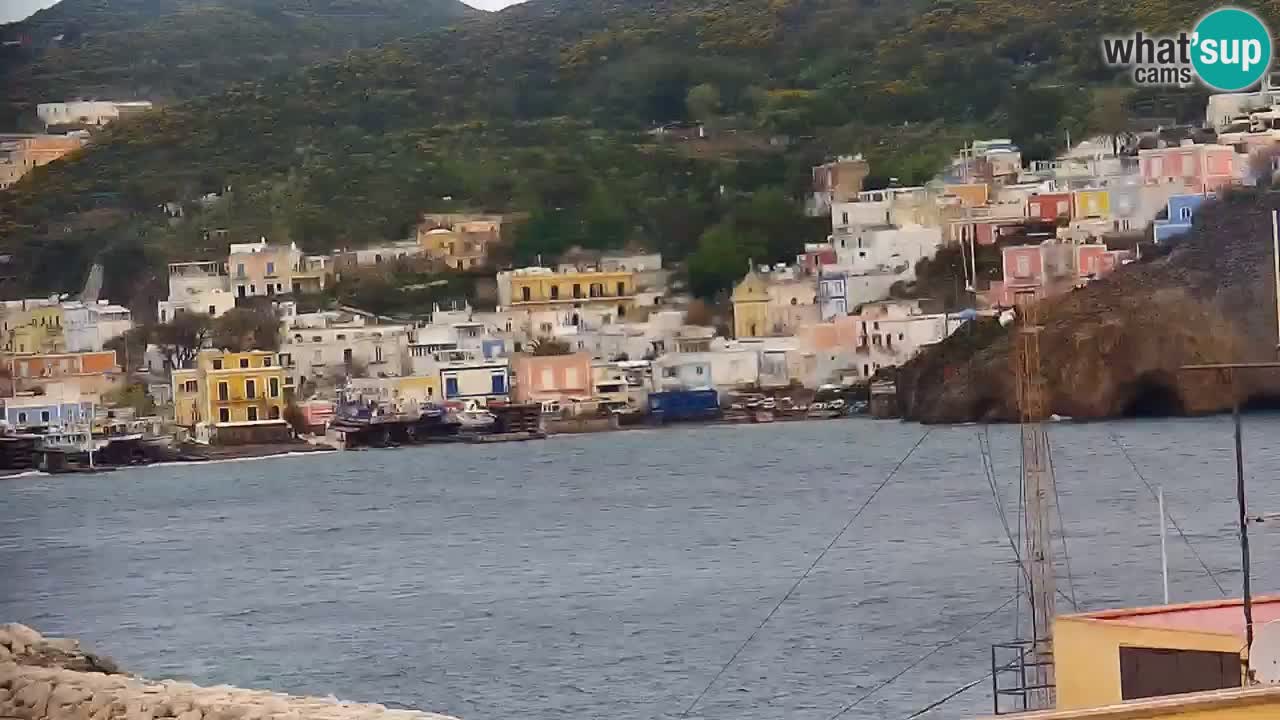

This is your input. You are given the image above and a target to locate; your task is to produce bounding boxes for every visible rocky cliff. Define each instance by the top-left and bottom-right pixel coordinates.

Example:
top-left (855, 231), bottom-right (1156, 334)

top-left (898, 189), bottom-right (1280, 423)
top-left (0, 624), bottom-right (459, 720)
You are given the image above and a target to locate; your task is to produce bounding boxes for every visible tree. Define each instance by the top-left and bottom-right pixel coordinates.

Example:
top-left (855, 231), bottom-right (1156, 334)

top-left (212, 307), bottom-right (281, 352)
top-left (1088, 87), bottom-right (1137, 156)
top-left (105, 383), bottom-right (157, 416)
top-left (686, 83), bottom-right (721, 124)
top-left (684, 299), bottom-right (717, 326)
top-left (154, 313), bottom-right (213, 369)
top-left (105, 326), bottom-right (152, 371)
top-left (284, 401), bottom-right (309, 436)
top-left (529, 337), bottom-right (573, 356)
top-left (687, 222), bottom-right (765, 299)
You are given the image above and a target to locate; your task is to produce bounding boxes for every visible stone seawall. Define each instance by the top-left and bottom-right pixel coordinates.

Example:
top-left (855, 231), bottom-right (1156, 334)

top-left (0, 625), bottom-right (459, 720)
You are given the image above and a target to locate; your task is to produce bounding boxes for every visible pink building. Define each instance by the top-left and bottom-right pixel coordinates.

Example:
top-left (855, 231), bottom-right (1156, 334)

top-left (1138, 142), bottom-right (1241, 194)
top-left (984, 242), bottom-right (1129, 307)
top-left (797, 245), bottom-right (838, 273)
top-left (511, 353), bottom-right (593, 405)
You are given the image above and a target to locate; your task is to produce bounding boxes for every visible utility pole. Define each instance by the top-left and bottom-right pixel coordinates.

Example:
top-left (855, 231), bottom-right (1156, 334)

top-left (1012, 290), bottom-right (1058, 709)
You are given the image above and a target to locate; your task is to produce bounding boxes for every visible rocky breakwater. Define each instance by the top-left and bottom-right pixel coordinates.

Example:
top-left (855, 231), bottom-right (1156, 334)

top-left (0, 624), bottom-right (460, 720)
top-left (898, 189), bottom-right (1280, 423)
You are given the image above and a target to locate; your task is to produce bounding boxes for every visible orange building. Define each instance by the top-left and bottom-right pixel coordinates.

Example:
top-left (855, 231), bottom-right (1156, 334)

top-left (7, 350), bottom-right (122, 399)
top-left (511, 353), bottom-right (593, 408)
top-left (0, 134), bottom-right (85, 189)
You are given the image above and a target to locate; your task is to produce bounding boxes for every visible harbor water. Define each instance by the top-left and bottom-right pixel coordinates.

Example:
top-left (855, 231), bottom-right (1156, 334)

top-left (4, 416), bottom-right (1280, 720)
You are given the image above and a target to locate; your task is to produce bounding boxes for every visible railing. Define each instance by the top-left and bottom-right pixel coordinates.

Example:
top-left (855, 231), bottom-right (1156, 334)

top-left (990, 640), bottom-right (1055, 715)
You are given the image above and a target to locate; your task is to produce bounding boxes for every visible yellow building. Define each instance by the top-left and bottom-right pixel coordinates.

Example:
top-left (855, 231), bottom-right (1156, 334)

top-left (1, 303), bottom-right (66, 354)
top-left (417, 214), bottom-right (505, 270)
top-left (968, 596), bottom-right (1280, 720)
top-left (506, 268), bottom-right (636, 318)
top-left (944, 182), bottom-right (991, 208)
top-left (346, 375), bottom-right (441, 405)
top-left (731, 269), bottom-right (770, 338)
top-left (1073, 188), bottom-right (1112, 219)
top-left (172, 349), bottom-right (288, 442)
top-left (1050, 596), bottom-right (1275, 710)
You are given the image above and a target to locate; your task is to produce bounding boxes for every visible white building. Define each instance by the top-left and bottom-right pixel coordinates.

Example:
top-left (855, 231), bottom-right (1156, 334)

top-left (158, 261), bottom-right (235, 323)
top-left (62, 301), bottom-right (133, 353)
top-left (280, 312), bottom-right (411, 389)
top-left (651, 347), bottom-right (762, 393)
top-left (36, 101), bottom-right (153, 128)
top-left (435, 349), bottom-right (510, 405)
top-left (846, 300), bottom-right (969, 379)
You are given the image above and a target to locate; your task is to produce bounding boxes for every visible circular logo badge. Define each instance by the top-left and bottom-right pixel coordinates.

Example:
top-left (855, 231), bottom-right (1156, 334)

top-left (1192, 7), bottom-right (1273, 91)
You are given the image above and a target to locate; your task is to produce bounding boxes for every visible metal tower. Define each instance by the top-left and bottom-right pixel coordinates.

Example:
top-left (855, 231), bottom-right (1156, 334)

top-left (1012, 290), bottom-right (1058, 710)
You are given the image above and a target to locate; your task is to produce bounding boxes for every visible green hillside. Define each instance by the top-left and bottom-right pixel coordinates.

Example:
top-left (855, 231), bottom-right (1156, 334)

top-left (0, 0), bottom-right (479, 128)
top-left (0, 0), bottom-right (1253, 306)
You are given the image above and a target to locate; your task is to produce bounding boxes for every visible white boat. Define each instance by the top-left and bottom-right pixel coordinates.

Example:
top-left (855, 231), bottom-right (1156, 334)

top-left (452, 401), bottom-right (496, 430)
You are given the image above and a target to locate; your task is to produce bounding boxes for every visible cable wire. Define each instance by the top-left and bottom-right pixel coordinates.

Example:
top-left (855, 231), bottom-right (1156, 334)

top-left (901, 672), bottom-right (992, 719)
top-left (1045, 437), bottom-right (1079, 611)
top-left (824, 595), bottom-right (1016, 720)
top-left (1109, 432), bottom-right (1228, 597)
top-left (675, 430), bottom-right (933, 719)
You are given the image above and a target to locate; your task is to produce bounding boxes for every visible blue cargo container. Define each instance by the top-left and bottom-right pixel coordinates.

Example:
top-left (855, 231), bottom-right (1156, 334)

top-left (647, 389), bottom-right (721, 423)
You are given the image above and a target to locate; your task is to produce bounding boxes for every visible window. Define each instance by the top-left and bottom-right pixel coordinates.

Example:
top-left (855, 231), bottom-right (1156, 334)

top-left (218, 382), bottom-right (229, 401)
top-left (208, 305), bottom-right (217, 316)
top-left (873, 322), bottom-right (880, 330)
top-left (336, 334), bottom-right (347, 341)
top-left (590, 283), bottom-right (603, 298)
top-left (219, 407), bottom-right (230, 423)
top-left (249, 285), bottom-right (256, 294)
top-left (617, 282), bottom-right (626, 296)
top-left (573, 283), bottom-right (583, 298)
top-left (266, 261), bottom-right (275, 275)
top-left (269, 377), bottom-right (280, 398)
top-left (1179, 206), bottom-right (1192, 221)
top-left (312, 336), bottom-right (321, 342)
top-left (695, 366), bottom-right (704, 375)
top-left (247, 406), bottom-right (259, 422)
top-left (1016, 255), bottom-right (1032, 277)
top-left (269, 406), bottom-right (281, 420)
top-left (213, 359), bottom-right (223, 370)
top-left (236, 263), bottom-right (245, 278)
top-left (663, 366), bottom-right (678, 378)
top-left (343, 349), bottom-right (353, 366)
top-left (262, 356), bottom-right (272, 367)
top-left (40, 411), bottom-right (49, 423)
top-left (550, 285), bottom-right (560, 300)
top-left (184, 380), bottom-right (198, 393)
top-left (898, 333), bottom-right (904, 341)
top-left (842, 211), bottom-right (849, 224)
top-left (239, 358), bottom-right (249, 369)
top-left (16, 412), bottom-right (26, 424)
top-left (521, 287), bottom-right (532, 302)
top-left (491, 373), bottom-right (507, 394)
top-left (445, 376), bottom-right (460, 398)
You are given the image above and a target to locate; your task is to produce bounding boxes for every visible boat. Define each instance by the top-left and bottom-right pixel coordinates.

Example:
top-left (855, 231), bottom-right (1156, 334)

top-left (752, 410), bottom-right (775, 423)
top-left (452, 400), bottom-right (496, 430)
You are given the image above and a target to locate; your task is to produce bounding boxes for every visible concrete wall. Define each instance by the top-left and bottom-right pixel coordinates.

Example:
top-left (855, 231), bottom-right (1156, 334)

top-left (0, 624), bottom-right (459, 720)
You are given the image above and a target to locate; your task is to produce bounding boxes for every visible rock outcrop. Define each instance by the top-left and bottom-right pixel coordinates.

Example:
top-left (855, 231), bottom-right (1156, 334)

top-left (899, 189), bottom-right (1280, 423)
top-left (0, 624), bottom-right (460, 720)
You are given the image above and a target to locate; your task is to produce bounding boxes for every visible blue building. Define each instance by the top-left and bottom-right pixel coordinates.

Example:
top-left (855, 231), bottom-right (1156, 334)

top-left (1152, 193), bottom-right (1213, 244)
top-left (1, 396), bottom-right (95, 429)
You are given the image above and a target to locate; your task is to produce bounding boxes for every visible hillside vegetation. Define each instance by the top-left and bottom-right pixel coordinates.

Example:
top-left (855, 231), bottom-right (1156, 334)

top-left (0, 0), bottom-right (1260, 307)
top-left (0, 0), bottom-right (478, 128)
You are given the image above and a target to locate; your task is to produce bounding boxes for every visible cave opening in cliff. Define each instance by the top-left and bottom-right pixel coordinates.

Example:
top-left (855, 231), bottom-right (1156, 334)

top-left (1120, 371), bottom-right (1186, 418)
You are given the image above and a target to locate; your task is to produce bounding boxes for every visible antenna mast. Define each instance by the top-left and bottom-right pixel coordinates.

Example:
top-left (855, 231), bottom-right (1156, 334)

top-left (1013, 290), bottom-right (1059, 710)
